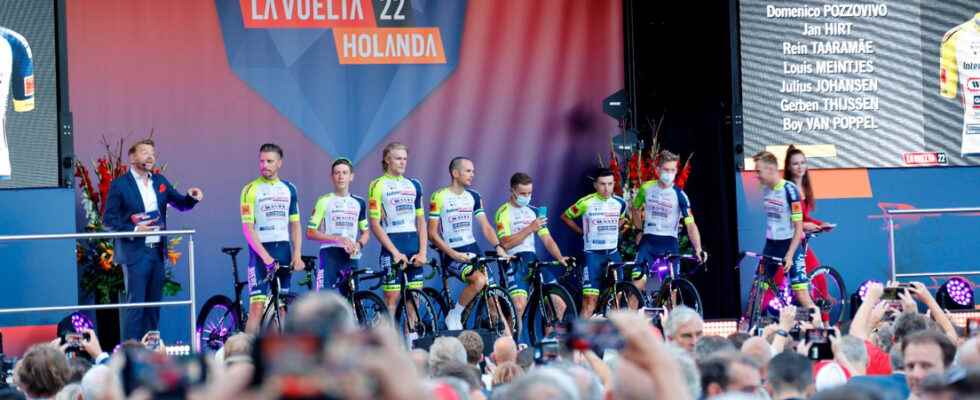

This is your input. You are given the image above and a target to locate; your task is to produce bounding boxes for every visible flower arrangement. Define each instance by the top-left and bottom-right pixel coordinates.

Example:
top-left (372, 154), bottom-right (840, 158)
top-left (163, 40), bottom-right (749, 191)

top-left (601, 125), bottom-right (695, 260)
top-left (75, 135), bottom-right (183, 304)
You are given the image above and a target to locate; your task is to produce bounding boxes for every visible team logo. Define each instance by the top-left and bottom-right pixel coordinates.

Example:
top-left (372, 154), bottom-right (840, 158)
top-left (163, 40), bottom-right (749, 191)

top-left (969, 78), bottom-right (980, 92)
top-left (24, 76), bottom-right (34, 96)
top-left (214, 0), bottom-right (467, 163)
top-left (241, 204), bottom-right (252, 215)
top-left (791, 202), bottom-right (802, 214)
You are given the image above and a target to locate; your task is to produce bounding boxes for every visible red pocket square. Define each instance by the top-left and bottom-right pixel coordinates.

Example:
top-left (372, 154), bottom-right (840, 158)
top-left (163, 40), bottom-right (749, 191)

top-left (158, 184), bottom-right (166, 193)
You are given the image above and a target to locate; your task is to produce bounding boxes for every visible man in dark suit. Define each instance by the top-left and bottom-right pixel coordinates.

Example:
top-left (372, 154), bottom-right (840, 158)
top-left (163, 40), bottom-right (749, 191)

top-left (104, 139), bottom-right (204, 340)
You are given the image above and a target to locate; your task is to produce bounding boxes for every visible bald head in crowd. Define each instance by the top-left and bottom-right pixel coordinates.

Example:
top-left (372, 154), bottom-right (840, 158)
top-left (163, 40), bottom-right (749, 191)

top-left (493, 336), bottom-right (518, 364)
top-left (741, 337), bottom-right (773, 370)
top-left (958, 336), bottom-right (980, 367)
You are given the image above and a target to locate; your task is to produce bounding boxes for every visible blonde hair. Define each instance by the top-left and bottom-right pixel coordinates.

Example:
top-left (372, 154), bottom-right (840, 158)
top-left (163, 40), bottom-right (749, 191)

top-left (657, 150), bottom-right (680, 166)
top-left (381, 142), bottom-right (408, 173)
top-left (752, 151), bottom-right (778, 167)
top-left (492, 361), bottom-right (525, 386)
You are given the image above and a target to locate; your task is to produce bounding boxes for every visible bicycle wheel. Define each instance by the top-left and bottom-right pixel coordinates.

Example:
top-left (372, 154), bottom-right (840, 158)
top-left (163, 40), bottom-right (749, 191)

top-left (667, 279), bottom-right (703, 316)
top-left (808, 266), bottom-right (847, 326)
top-left (462, 287), bottom-right (521, 339)
top-left (352, 291), bottom-right (389, 327)
top-left (599, 283), bottom-right (644, 316)
top-left (395, 289), bottom-right (439, 338)
top-left (422, 287), bottom-right (448, 330)
top-left (527, 284), bottom-right (577, 345)
top-left (196, 295), bottom-right (240, 352)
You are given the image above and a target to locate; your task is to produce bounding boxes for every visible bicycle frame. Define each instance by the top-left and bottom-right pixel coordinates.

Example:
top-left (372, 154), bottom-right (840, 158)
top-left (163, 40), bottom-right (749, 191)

top-left (603, 260), bottom-right (639, 310)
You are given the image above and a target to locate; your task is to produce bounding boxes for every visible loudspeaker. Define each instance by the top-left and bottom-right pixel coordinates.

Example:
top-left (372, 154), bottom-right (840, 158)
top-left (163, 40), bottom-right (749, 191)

top-left (411, 329), bottom-right (498, 357)
top-left (58, 111), bottom-right (74, 187)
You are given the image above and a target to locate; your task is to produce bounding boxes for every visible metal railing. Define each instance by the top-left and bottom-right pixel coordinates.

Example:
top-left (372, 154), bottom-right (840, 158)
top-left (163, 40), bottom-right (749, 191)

top-left (0, 230), bottom-right (197, 350)
top-left (887, 208), bottom-right (980, 281)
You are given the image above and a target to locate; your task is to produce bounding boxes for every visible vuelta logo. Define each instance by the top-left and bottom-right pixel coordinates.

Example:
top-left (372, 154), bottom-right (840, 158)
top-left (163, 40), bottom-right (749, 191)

top-left (239, 0), bottom-right (446, 64)
top-left (214, 0), bottom-right (466, 163)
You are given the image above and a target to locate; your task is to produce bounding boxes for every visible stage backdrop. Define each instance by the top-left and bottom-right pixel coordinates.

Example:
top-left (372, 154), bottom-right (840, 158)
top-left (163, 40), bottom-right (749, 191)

top-left (67, 0), bottom-right (623, 342)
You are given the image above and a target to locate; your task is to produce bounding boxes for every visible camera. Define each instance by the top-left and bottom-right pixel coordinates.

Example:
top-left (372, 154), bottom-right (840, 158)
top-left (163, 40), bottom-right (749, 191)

top-left (804, 328), bottom-right (836, 361)
top-left (564, 319), bottom-right (625, 354)
top-left (881, 284), bottom-right (912, 301)
top-left (120, 347), bottom-right (207, 399)
top-left (967, 318), bottom-right (980, 338)
top-left (534, 337), bottom-right (562, 365)
top-left (60, 331), bottom-right (93, 360)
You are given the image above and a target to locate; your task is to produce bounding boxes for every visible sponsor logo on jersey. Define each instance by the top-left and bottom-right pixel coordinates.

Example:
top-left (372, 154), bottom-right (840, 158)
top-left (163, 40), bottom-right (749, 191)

top-left (430, 202), bottom-right (438, 213)
top-left (969, 78), bottom-right (980, 92)
top-left (902, 152), bottom-right (948, 166)
top-left (24, 76), bottom-right (34, 96)
top-left (369, 198), bottom-right (379, 210)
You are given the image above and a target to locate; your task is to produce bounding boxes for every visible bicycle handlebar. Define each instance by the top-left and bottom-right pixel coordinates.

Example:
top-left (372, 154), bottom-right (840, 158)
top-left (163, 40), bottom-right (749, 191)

top-left (738, 251), bottom-right (786, 264)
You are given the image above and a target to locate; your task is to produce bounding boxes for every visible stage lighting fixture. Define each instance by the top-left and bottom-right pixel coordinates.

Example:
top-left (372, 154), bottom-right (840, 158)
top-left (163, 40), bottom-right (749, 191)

top-left (57, 311), bottom-right (95, 337)
top-left (936, 277), bottom-right (974, 310)
top-left (850, 280), bottom-right (882, 318)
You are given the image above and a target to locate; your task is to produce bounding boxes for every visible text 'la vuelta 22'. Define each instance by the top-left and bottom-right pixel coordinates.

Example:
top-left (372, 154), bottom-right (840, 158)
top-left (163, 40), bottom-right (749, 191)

top-left (240, 0), bottom-right (447, 64)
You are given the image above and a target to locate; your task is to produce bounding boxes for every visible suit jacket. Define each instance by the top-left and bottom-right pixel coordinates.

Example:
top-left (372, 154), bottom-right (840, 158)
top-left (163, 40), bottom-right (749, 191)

top-left (103, 171), bottom-right (198, 264)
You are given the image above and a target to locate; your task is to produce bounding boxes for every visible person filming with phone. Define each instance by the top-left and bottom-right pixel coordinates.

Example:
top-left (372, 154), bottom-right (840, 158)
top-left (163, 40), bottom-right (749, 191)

top-left (104, 139), bottom-right (204, 340)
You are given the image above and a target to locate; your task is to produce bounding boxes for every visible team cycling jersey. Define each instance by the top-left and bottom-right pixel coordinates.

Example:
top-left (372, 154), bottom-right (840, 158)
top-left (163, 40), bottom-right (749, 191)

top-left (240, 177), bottom-right (300, 243)
top-left (495, 202), bottom-right (550, 255)
top-left (0, 27), bottom-right (34, 180)
top-left (367, 174), bottom-right (423, 234)
top-left (429, 187), bottom-right (484, 248)
top-left (762, 180), bottom-right (803, 241)
top-left (564, 193), bottom-right (626, 251)
top-left (632, 180), bottom-right (694, 237)
top-left (940, 16), bottom-right (980, 155)
top-left (307, 193), bottom-right (368, 249)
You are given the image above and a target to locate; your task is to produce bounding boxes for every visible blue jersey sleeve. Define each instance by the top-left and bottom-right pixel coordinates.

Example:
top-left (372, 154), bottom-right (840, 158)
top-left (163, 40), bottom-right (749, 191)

top-left (354, 195), bottom-right (368, 231)
top-left (676, 188), bottom-right (694, 224)
top-left (285, 180), bottom-right (300, 222)
top-left (784, 182), bottom-right (803, 222)
top-left (614, 196), bottom-right (628, 218)
top-left (468, 189), bottom-right (485, 216)
top-left (411, 178), bottom-right (424, 216)
top-left (3, 29), bottom-right (34, 111)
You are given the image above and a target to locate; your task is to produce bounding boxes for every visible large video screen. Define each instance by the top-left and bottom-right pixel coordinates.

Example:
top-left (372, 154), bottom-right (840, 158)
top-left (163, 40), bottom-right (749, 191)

top-left (740, 1), bottom-right (980, 168)
top-left (0, 0), bottom-right (59, 188)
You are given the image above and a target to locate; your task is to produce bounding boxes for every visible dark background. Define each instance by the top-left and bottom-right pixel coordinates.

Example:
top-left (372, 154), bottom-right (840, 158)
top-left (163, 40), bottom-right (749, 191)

top-left (622, 0), bottom-right (742, 319)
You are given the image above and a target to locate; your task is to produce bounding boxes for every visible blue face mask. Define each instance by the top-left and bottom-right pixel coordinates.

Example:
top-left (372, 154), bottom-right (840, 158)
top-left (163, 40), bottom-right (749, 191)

top-left (515, 193), bottom-right (531, 207)
top-left (659, 171), bottom-right (676, 185)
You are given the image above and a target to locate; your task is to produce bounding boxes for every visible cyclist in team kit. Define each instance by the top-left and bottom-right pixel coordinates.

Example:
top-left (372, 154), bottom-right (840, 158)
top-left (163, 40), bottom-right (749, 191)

top-left (753, 151), bottom-right (815, 308)
top-left (561, 168), bottom-right (628, 318)
top-left (428, 157), bottom-right (510, 330)
top-left (367, 142), bottom-right (428, 318)
top-left (496, 172), bottom-right (571, 319)
top-left (631, 150), bottom-right (705, 292)
top-left (306, 158), bottom-right (370, 293)
top-left (240, 143), bottom-right (305, 334)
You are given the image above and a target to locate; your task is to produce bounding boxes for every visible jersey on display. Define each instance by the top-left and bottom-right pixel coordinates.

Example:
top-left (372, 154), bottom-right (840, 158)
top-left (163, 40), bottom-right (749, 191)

top-left (564, 193), bottom-right (626, 252)
top-left (632, 180), bottom-right (695, 238)
top-left (0, 27), bottom-right (34, 180)
top-left (940, 14), bottom-right (980, 156)
top-left (367, 174), bottom-right (424, 234)
top-left (762, 180), bottom-right (803, 241)
top-left (495, 202), bottom-right (550, 256)
top-left (308, 193), bottom-right (368, 249)
top-left (429, 187), bottom-right (484, 248)
top-left (240, 177), bottom-right (300, 243)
